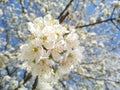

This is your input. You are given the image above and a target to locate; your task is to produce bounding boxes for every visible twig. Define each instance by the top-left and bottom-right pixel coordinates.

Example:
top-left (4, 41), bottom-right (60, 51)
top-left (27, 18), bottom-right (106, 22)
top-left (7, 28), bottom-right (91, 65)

top-left (5, 67), bottom-right (17, 76)
top-left (111, 20), bottom-right (120, 31)
top-left (9, 68), bottom-right (17, 76)
top-left (32, 75), bottom-right (38, 90)
top-left (5, 29), bottom-right (9, 50)
top-left (104, 81), bottom-right (109, 90)
top-left (59, 79), bottom-right (66, 88)
top-left (14, 71), bottom-right (28, 90)
top-left (111, 7), bottom-right (116, 18)
top-left (80, 60), bottom-right (102, 65)
top-left (20, 0), bottom-right (25, 13)
top-left (75, 18), bottom-right (116, 28)
top-left (75, 6), bottom-right (120, 31)
top-left (23, 70), bottom-right (27, 79)
top-left (74, 71), bottom-right (120, 83)
top-left (5, 67), bottom-right (10, 75)
top-left (59, 11), bottom-right (69, 24)
top-left (57, 0), bottom-right (73, 19)
top-left (23, 72), bottom-right (32, 84)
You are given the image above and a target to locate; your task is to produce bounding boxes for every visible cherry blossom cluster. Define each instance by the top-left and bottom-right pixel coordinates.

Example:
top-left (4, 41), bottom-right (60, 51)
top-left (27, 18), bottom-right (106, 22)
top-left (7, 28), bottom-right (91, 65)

top-left (18, 14), bottom-right (83, 89)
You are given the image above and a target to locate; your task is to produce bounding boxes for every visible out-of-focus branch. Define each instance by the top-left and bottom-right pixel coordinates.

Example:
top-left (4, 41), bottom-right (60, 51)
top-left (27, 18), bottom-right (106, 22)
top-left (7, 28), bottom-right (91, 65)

top-left (110, 7), bottom-right (120, 31)
top-left (20, 0), bottom-right (25, 13)
top-left (75, 6), bottom-right (120, 31)
top-left (32, 75), bottom-right (38, 90)
top-left (80, 60), bottom-right (102, 65)
top-left (104, 81), bottom-right (109, 90)
top-left (14, 71), bottom-right (32, 90)
top-left (9, 68), bottom-right (17, 76)
top-left (75, 18), bottom-right (116, 28)
top-left (59, 79), bottom-right (66, 88)
top-left (111, 7), bottom-right (116, 18)
top-left (5, 30), bottom-right (9, 50)
top-left (74, 71), bottom-right (120, 83)
top-left (111, 20), bottom-right (120, 31)
top-left (5, 66), bottom-right (17, 76)
top-left (58, 0), bottom-right (73, 23)
top-left (23, 72), bottom-right (32, 84)
top-left (59, 11), bottom-right (69, 24)
top-left (89, 0), bottom-right (97, 7)
top-left (5, 67), bottom-right (10, 75)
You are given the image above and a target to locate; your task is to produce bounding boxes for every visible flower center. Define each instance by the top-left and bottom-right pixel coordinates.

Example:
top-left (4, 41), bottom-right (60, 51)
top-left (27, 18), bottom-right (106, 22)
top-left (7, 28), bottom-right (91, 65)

top-left (42, 36), bottom-right (47, 41)
top-left (32, 47), bottom-right (38, 52)
top-left (49, 19), bottom-right (54, 25)
top-left (68, 53), bottom-right (74, 58)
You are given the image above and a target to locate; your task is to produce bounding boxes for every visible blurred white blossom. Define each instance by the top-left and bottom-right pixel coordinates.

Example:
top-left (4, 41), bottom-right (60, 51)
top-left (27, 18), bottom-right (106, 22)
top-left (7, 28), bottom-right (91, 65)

top-left (0, 9), bottom-right (3, 16)
top-left (111, 1), bottom-right (120, 7)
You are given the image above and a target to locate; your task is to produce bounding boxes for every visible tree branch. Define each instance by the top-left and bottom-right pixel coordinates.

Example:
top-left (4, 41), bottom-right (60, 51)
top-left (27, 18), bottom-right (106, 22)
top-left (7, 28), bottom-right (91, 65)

top-left (20, 0), bottom-right (25, 13)
top-left (75, 7), bottom-right (120, 31)
top-left (111, 7), bottom-right (116, 18)
top-left (32, 75), bottom-right (38, 90)
top-left (111, 20), bottom-right (120, 31)
top-left (75, 18), bottom-right (116, 28)
top-left (23, 72), bottom-right (32, 84)
top-left (59, 11), bottom-right (69, 24)
top-left (75, 71), bottom-right (120, 83)
top-left (59, 79), bottom-right (66, 88)
top-left (58, 0), bottom-right (73, 23)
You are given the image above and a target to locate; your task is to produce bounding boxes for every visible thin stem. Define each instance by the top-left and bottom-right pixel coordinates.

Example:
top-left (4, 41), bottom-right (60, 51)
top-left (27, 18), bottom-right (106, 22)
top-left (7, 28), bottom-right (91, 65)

top-left (111, 20), bottom-right (120, 31)
top-left (75, 71), bottom-right (120, 83)
top-left (5, 67), bottom-right (10, 75)
top-left (32, 76), bottom-right (38, 90)
top-left (23, 72), bottom-right (32, 84)
top-left (75, 18), bottom-right (116, 28)
top-left (111, 7), bottom-right (116, 18)
top-left (59, 11), bottom-right (69, 24)
top-left (57, 0), bottom-right (73, 19)
top-left (9, 68), bottom-right (17, 76)
top-left (59, 79), bottom-right (66, 88)
top-left (20, 0), bottom-right (25, 13)
top-left (5, 66), bottom-right (17, 76)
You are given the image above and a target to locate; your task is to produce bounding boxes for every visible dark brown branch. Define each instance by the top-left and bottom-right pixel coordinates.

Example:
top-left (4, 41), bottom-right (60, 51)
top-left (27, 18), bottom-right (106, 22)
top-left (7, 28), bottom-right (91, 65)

top-left (110, 7), bottom-right (120, 31)
top-left (111, 7), bottom-right (116, 18)
top-left (20, 0), bottom-right (25, 13)
top-left (59, 11), bottom-right (69, 24)
top-left (59, 80), bottom-right (66, 88)
top-left (75, 5), bottom-right (120, 31)
top-left (104, 81), bottom-right (109, 90)
top-left (5, 67), bottom-right (10, 75)
top-left (23, 70), bottom-right (27, 79)
top-left (23, 72), bottom-right (32, 84)
top-left (57, 0), bottom-right (73, 19)
top-left (80, 60), bottom-right (102, 65)
top-left (14, 71), bottom-right (30, 90)
top-left (111, 20), bottom-right (120, 31)
top-left (9, 68), bottom-right (17, 76)
top-left (75, 18), bottom-right (116, 28)
top-left (32, 76), bottom-right (38, 90)
top-left (5, 67), bottom-right (17, 76)
top-left (5, 29), bottom-right (9, 50)
top-left (75, 71), bottom-right (120, 83)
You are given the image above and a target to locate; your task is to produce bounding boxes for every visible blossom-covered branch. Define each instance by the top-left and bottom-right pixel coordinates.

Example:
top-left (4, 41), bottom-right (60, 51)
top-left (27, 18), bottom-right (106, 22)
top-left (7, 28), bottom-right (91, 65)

top-left (75, 18), bottom-right (116, 28)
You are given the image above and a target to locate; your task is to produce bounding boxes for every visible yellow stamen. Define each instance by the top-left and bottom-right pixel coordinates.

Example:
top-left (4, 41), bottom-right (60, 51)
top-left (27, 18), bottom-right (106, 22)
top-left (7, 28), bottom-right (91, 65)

top-left (32, 47), bottom-right (38, 52)
top-left (68, 53), bottom-right (73, 58)
top-left (49, 19), bottom-right (54, 25)
top-left (42, 36), bottom-right (47, 41)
